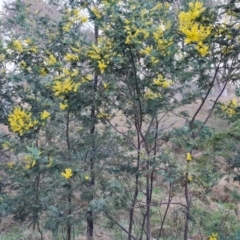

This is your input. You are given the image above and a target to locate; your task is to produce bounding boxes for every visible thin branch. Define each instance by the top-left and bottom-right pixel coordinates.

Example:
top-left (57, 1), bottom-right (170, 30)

top-left (66, 111), bottom-right (70, 152)
top-left (107, 119), bottom-right (137, 150)
top-left (189, 61), bottom-right (221, 130)
top-left (104, 212), bottom-right (138, 240)
top-left (157, 183), bottom-right (173, 240)
top-left (194, 78), bottom-right (228, 138)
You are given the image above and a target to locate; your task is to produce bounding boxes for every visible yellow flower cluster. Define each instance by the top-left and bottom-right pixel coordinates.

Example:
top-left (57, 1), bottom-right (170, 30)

top-left (24, 155), bottom-right (36, 169)
top-left (2, 141), bottom-right (11, 150)
top-left (62, 68), bottom-right (79, 77)
top-left (60, 102), bottom-right (68, 110)
top-left (151, 2), bottom-right (170, 11)
top-left (186, 152), bottom-right (192, 161)
top-left (39, 68), bottom-right (48, 76)
top-left (62, 22), bottom-right (72, 32)
top-left (153, 74), bottom-right (172, 88)
top-left (19, 61), bottom-right (27, 70)
top-left (52, 68), bottom-right (91, 109)
top-left (70, 45), bottom-right (81, 53)
top-left (153, 25), bottom-right (173, 52)
top-left (144, 89), bottom-right (161, 100)
top-left (53, 78), bottom-right (80, 96)
top-left (188, 175), bottom-right (193, 182)
top-left (8, 39), bottom-right (38, 54)
top-left (98, 60), bottom-right (108, 74)
top-left (64, 53), bottom-right (79, 62)
top-left (10, 40), bottom-right (23, 53)
top-left (88, 44), bottom-right (102, 60)
top-left (179, 1), bottom-right (211, 56)
top-left (103, 82), bottom-right (109, 90)
top-left (8, 107), bottom-right (38, 136)
top-left (221, 98), bottom-right (238, 117)
top-left (208, 232), bottom-right (218, 240)
top-left (140, 45), bottom-right (153, 55)
top-left (61, 168), bottom-right (73, 179)
top-left (7, 162), bottom-right (14, 169)
top-left (0, 54), bottom-right (5, 61)
top-left (45, 54), bottom-right (57, 65)
top-left (24, 38), bottom-right (32, 45)
top-left (91, 6), bottom-right (101, 19)
top-left (47, 157), bottom-right (53, 168)
top-left (62, 8), bottom-right (88, 32)
top-left (123, 4), bottom-right (172, 55)
top-left (125, 24), bottom-right (149, 45)
top-left (97, 111), bottom-right (110, 120)
top-left (41, 110), bottom-right (50, 120)
top-left (88, 43), bottom-right (110, 74)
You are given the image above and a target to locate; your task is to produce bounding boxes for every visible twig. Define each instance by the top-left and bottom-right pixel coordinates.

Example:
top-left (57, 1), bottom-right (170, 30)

top-left (104, 212), bottom-right (138, 240)
top-left (157, 183), bottom-right (173, 240)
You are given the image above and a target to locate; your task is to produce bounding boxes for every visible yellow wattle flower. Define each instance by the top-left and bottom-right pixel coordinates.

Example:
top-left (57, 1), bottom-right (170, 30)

top-left (0, 54), bottom-right (5, 61)
top-left (62, 22), bottom-right (72, 32)
top-left (61, 168), bottom-right (73, 179)
top-left (161, 81), bottom-right (171, 88)
top-left (53, 78), bottom-right (74, 96)
top-left (186, 152), bottom-right (192, 161)
top-left (24, 38), bottom-right (32, 44)
top-left (208, 232), bottom-right (218, 240)
top-left (80, 16), bottom-right (88, 23)
top-left (98, 60), bottom-right (108, 74)
top-left (221, 98), bottom-right (238, 117)
top-left (11, 40), bottom-right (23, 52)
top-left (188, 175), bottom-right (192, 182)
top-left (97, 111), bottom-right (110, 120)
top-left (41, 110), bottom-right (50, 120)
top-left (47, 157), bottom-right (53, 168)
top-left (91, 6), bottom-right (101, 19)
top-left (64, 53), bottom-right (79, 62)
top-left (60, 103), bottom-right (68, 110)
top-left (144, 89), bottom-right (161, 100)
top-left (8, 107), bottom-right (38, 136)
top-left (7, 162), bottom-right (14, 169)
top-left (140, 45), bottom-right (153, 55)
top-left (45, 54), bottom-right (57, 65)
top-left (230, 98), bottom-right (238, 107)
top-left (103, 82), bottom-right (109, 90)
top-left (24, 155), bottom-right (36, 169)
top-left (178, 1), bottom-right (211, 56)
top-left (39, 68), bottom-right (47, 76)
top-left (2, 142), bottom-right (11, 150)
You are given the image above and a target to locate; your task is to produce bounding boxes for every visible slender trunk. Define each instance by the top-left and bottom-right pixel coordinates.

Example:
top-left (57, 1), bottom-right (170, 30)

top-left (128, 126), bottom-right (140, 240)
top-left (146, 161), bottom-right (151, 240)
top-left (33, 140), bottom-right (40, 232)
top-left (128, 174), bottom-right (139, 240)
top-left (87, 23), bottom-right (99, 240)
top-left (67, 194), bottom-right (72, 240)
top-left (139, 211), bottom-right (147, 240)
top-left (157, 183), bottom-right (172, 240)
top-left (87, 198), bottom-right (94, 240)
top-left (87, 171), bottom-right (95, 239)
top-left (33, 172), bottom-right (40, 231)
top-left (66, 111), bottom-right (72, 240)
top-left (184, 173), bottom-right (190, 240)
top-left (87, 95), bottom-right (96, 239)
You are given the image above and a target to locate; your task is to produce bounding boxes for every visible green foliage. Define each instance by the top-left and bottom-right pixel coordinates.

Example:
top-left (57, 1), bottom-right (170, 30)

top-left (0, 0), bottom-right (240, 239)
